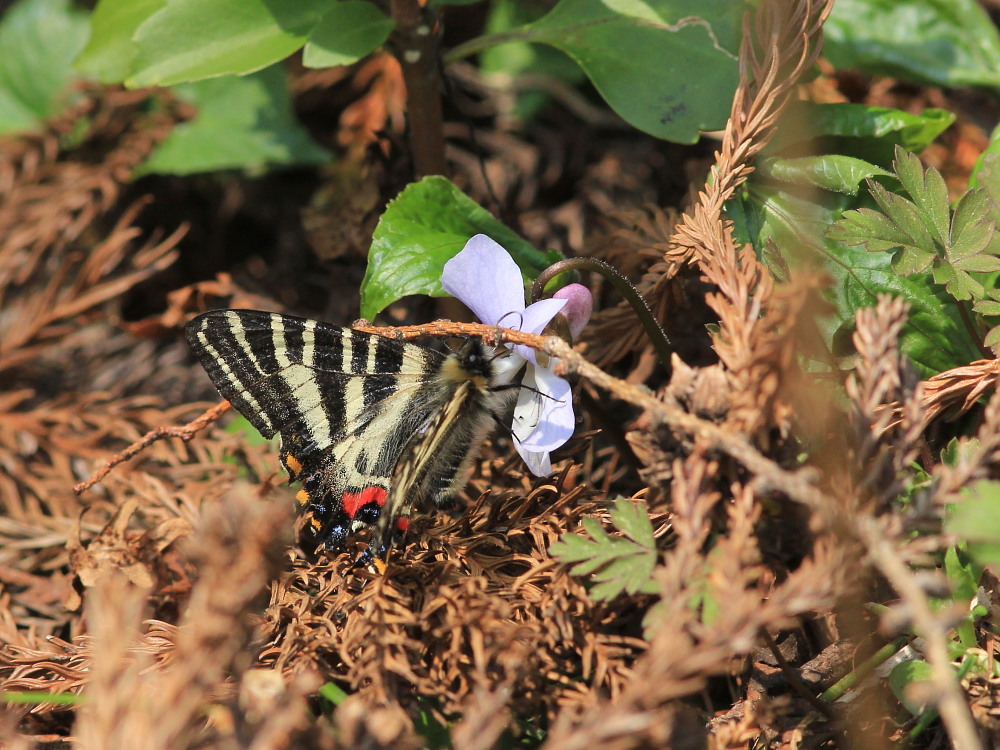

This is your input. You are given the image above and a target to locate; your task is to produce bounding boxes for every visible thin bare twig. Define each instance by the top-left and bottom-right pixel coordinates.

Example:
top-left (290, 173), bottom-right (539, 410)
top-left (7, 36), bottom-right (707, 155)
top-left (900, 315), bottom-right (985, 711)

top-left (73, 400), bottom-right (232, 495)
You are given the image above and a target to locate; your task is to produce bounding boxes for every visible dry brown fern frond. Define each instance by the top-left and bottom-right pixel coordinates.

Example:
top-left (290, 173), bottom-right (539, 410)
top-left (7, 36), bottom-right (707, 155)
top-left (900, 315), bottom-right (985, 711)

top-left (0, 85), bottom-right (178, 298)
top-left (920, 357), bottom-right (1000, 425)
top-left (73, 485), bottom-right (300, 750)
top-left (843, 295), bottom-right (924, 510)
top-left (542, 506), bottom-right (851, 750)
top-left (711, 270), bottom-right (827, 437)
top-left (666, 0), bottom-right (832, 275)
top-left (261, 475), bottom-right (644, 727)
top-left (581, 207), bottom-right (681, 368)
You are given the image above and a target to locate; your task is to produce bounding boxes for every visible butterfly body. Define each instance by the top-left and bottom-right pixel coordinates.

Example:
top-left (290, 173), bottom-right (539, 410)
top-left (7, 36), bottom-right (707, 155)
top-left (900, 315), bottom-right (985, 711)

top-left (185, 309), bottom-right (512, 564)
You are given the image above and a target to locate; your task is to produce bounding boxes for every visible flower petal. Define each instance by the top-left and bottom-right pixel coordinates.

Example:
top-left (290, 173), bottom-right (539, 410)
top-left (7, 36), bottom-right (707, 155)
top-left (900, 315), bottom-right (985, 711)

top-left (552, 283), bottom-right (593, 339)
top-left (441, 234), bottom-right (526, 325)
top-left (511, 297), bottom-right (566, 362)
top-left (516, 446), bottom-right (552, 476)
top-left (515, 366), bottom-right (575, 452)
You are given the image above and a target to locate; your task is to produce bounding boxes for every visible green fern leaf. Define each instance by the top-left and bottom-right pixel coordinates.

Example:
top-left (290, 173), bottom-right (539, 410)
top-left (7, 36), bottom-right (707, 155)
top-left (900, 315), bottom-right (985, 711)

top-left (550, 498), bottom-right (658, 600)
top-left (829, 145), bottom-right (1000, 302)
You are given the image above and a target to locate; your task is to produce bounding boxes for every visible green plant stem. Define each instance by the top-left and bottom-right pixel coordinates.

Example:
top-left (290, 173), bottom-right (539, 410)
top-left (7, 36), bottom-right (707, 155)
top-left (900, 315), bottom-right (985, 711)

top-left (389, 0), bottom-right (447, 177)
top-left (819, 636), bottom-right (909, 702)
top-left (443, 28), bottom-right (539, 65)
top-left (531, 257), bottom-right (672, 373)
top-left (955, 298), bottom-right (991, 359)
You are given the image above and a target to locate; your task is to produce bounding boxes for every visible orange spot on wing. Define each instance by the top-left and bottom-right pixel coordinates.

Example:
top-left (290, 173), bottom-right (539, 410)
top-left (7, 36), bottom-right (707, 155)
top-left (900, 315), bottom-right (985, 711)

top-left (295, 489), bottom-right (310, 506)
top-left (284, 454), bottom-right (303, 475)
top-left (342, 486), bottom-right (388, 518)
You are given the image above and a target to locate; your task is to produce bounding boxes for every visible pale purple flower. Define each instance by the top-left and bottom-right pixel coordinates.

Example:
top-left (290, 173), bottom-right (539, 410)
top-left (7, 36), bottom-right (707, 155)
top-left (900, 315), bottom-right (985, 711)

top-left (441, 234), bottom-right (589, 475)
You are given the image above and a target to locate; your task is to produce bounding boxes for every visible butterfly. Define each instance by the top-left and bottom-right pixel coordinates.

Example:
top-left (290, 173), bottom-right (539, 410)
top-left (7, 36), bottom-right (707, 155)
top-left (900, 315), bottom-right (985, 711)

top-left (185, 309), bottom-right (515, 570)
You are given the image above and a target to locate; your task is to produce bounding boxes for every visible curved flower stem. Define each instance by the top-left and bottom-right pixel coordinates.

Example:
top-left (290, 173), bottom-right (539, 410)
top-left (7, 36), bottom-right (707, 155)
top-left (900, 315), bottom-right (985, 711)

top-left (531, 257), bottom-right (673, 371)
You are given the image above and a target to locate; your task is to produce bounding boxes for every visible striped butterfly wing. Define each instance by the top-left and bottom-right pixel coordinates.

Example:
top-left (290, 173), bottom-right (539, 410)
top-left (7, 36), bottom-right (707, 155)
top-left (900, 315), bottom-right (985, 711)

top-left (185, 309), bottom-right (446, 551)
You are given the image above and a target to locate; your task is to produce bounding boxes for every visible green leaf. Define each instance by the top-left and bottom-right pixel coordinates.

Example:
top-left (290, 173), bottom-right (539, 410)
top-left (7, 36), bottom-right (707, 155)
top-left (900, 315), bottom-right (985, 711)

top-left (137, 65), bottom-right (330, 176)
top-left (824, 0), bottom-right (1000, 89)
top-left (888, 658), bottom-right (935, 716)
top-left (769, 103), bottom-right (955, 164)
top-left (731, 183), bottom-right (983, 376)
top-left (828, 185), bottom-right (937, 275)
top-left (944, 546), bottom-right (978, 603)
top-left (316, 682), bottom-right (349, 706)
top-left (0, 0), bottom-right (90, 134)
top-left (74, 0), bottom-right (165, 83)
top-left (609, 498), bottom-right (655, 548)
top-left (478, 0), bottom-right (585, 122)
top-left (550, 498), bottom-right (658, 601)
top-left (971, 129), bottom-right (1000, 189)
top-left (947, 480), bottom-right (1000, 573)
top-left (760, 155), bottom-right (892, 196)
top-left (940, 437), bottom-right (980, 468)
top-left (830, 147), bottom-right (1000, 303)
top-left (892, 148), bottom-right (949, 243)
top-left (488, 0), bottom-right (744, 143)
top-left (1, 690), bottom-right (84, 705)
top-left (302, 2), bottom-right (393, 69)
top-left (985, 324), bottom-right (1000, 352)
top-left (943, 546), bottom-right (980, 650)
top-left (127, 0), bottom-right (329, 87)
top-left (224, 413), bottom-right (272, 446)
top-left (359, 176), bottom-right (560, 320)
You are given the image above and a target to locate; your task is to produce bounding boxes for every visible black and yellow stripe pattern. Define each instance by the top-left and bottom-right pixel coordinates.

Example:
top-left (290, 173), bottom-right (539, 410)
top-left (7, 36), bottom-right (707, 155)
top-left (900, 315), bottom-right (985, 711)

top-left (185, 309), bottom-right (511, 563)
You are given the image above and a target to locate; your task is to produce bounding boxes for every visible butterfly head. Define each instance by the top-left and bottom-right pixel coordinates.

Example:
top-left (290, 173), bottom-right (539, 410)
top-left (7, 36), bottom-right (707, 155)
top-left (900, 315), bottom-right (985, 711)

top-left (440, 339), bottom-right (500, 393)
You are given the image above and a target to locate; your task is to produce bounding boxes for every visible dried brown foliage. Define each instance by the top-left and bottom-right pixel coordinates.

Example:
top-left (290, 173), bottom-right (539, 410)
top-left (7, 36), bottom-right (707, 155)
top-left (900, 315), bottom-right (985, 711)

top-left (2, 0), bottom-right (1000, 749)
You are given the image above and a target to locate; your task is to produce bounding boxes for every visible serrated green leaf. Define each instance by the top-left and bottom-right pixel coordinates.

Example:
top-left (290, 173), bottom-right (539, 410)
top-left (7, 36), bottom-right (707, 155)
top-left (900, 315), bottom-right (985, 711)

top-left (608, 499), bottom-right (655, 548)
top-left (360, 176), bottom-right (560, 320)
top-left (550, 499), bottom-right (658, 602)
top-left (590, 552), bottom-right (656, 598)
top-left (137, 65), bottom-right (330, 176)
top-left (733, 183), bottom-right (982, 376)
top-left (985, 324), bottom-right (1000, 351)
top-left (941, 437), bottom-right (980, 467)
top-left (830, 148), bottom-right (1000, 308)
top-left (0, 0), bottom-right (90, 134)
top-left (128, 0), bottom-right (329, 87)
top-left (888, 658), bottom-right (934, 716)
top-left (931, 263), bottom-right (983, 302)
top-left (946, 190), bottom-right (1000, 285)
top-left (892, 146), bottom-right (949, 243)
top-left (580, 515), bottom-right (608, 541)
top-left (302, 2), bottom-right (393, 69)
top-left (829, 187), bottom-right (938, 276)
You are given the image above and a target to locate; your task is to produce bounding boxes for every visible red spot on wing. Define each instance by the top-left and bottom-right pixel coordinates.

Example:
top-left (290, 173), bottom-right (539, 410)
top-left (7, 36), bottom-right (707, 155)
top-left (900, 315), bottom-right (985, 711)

top-left (395, 517), bottom-right (410, 533)
top-left (341, 485), bottom-right (388, 518)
